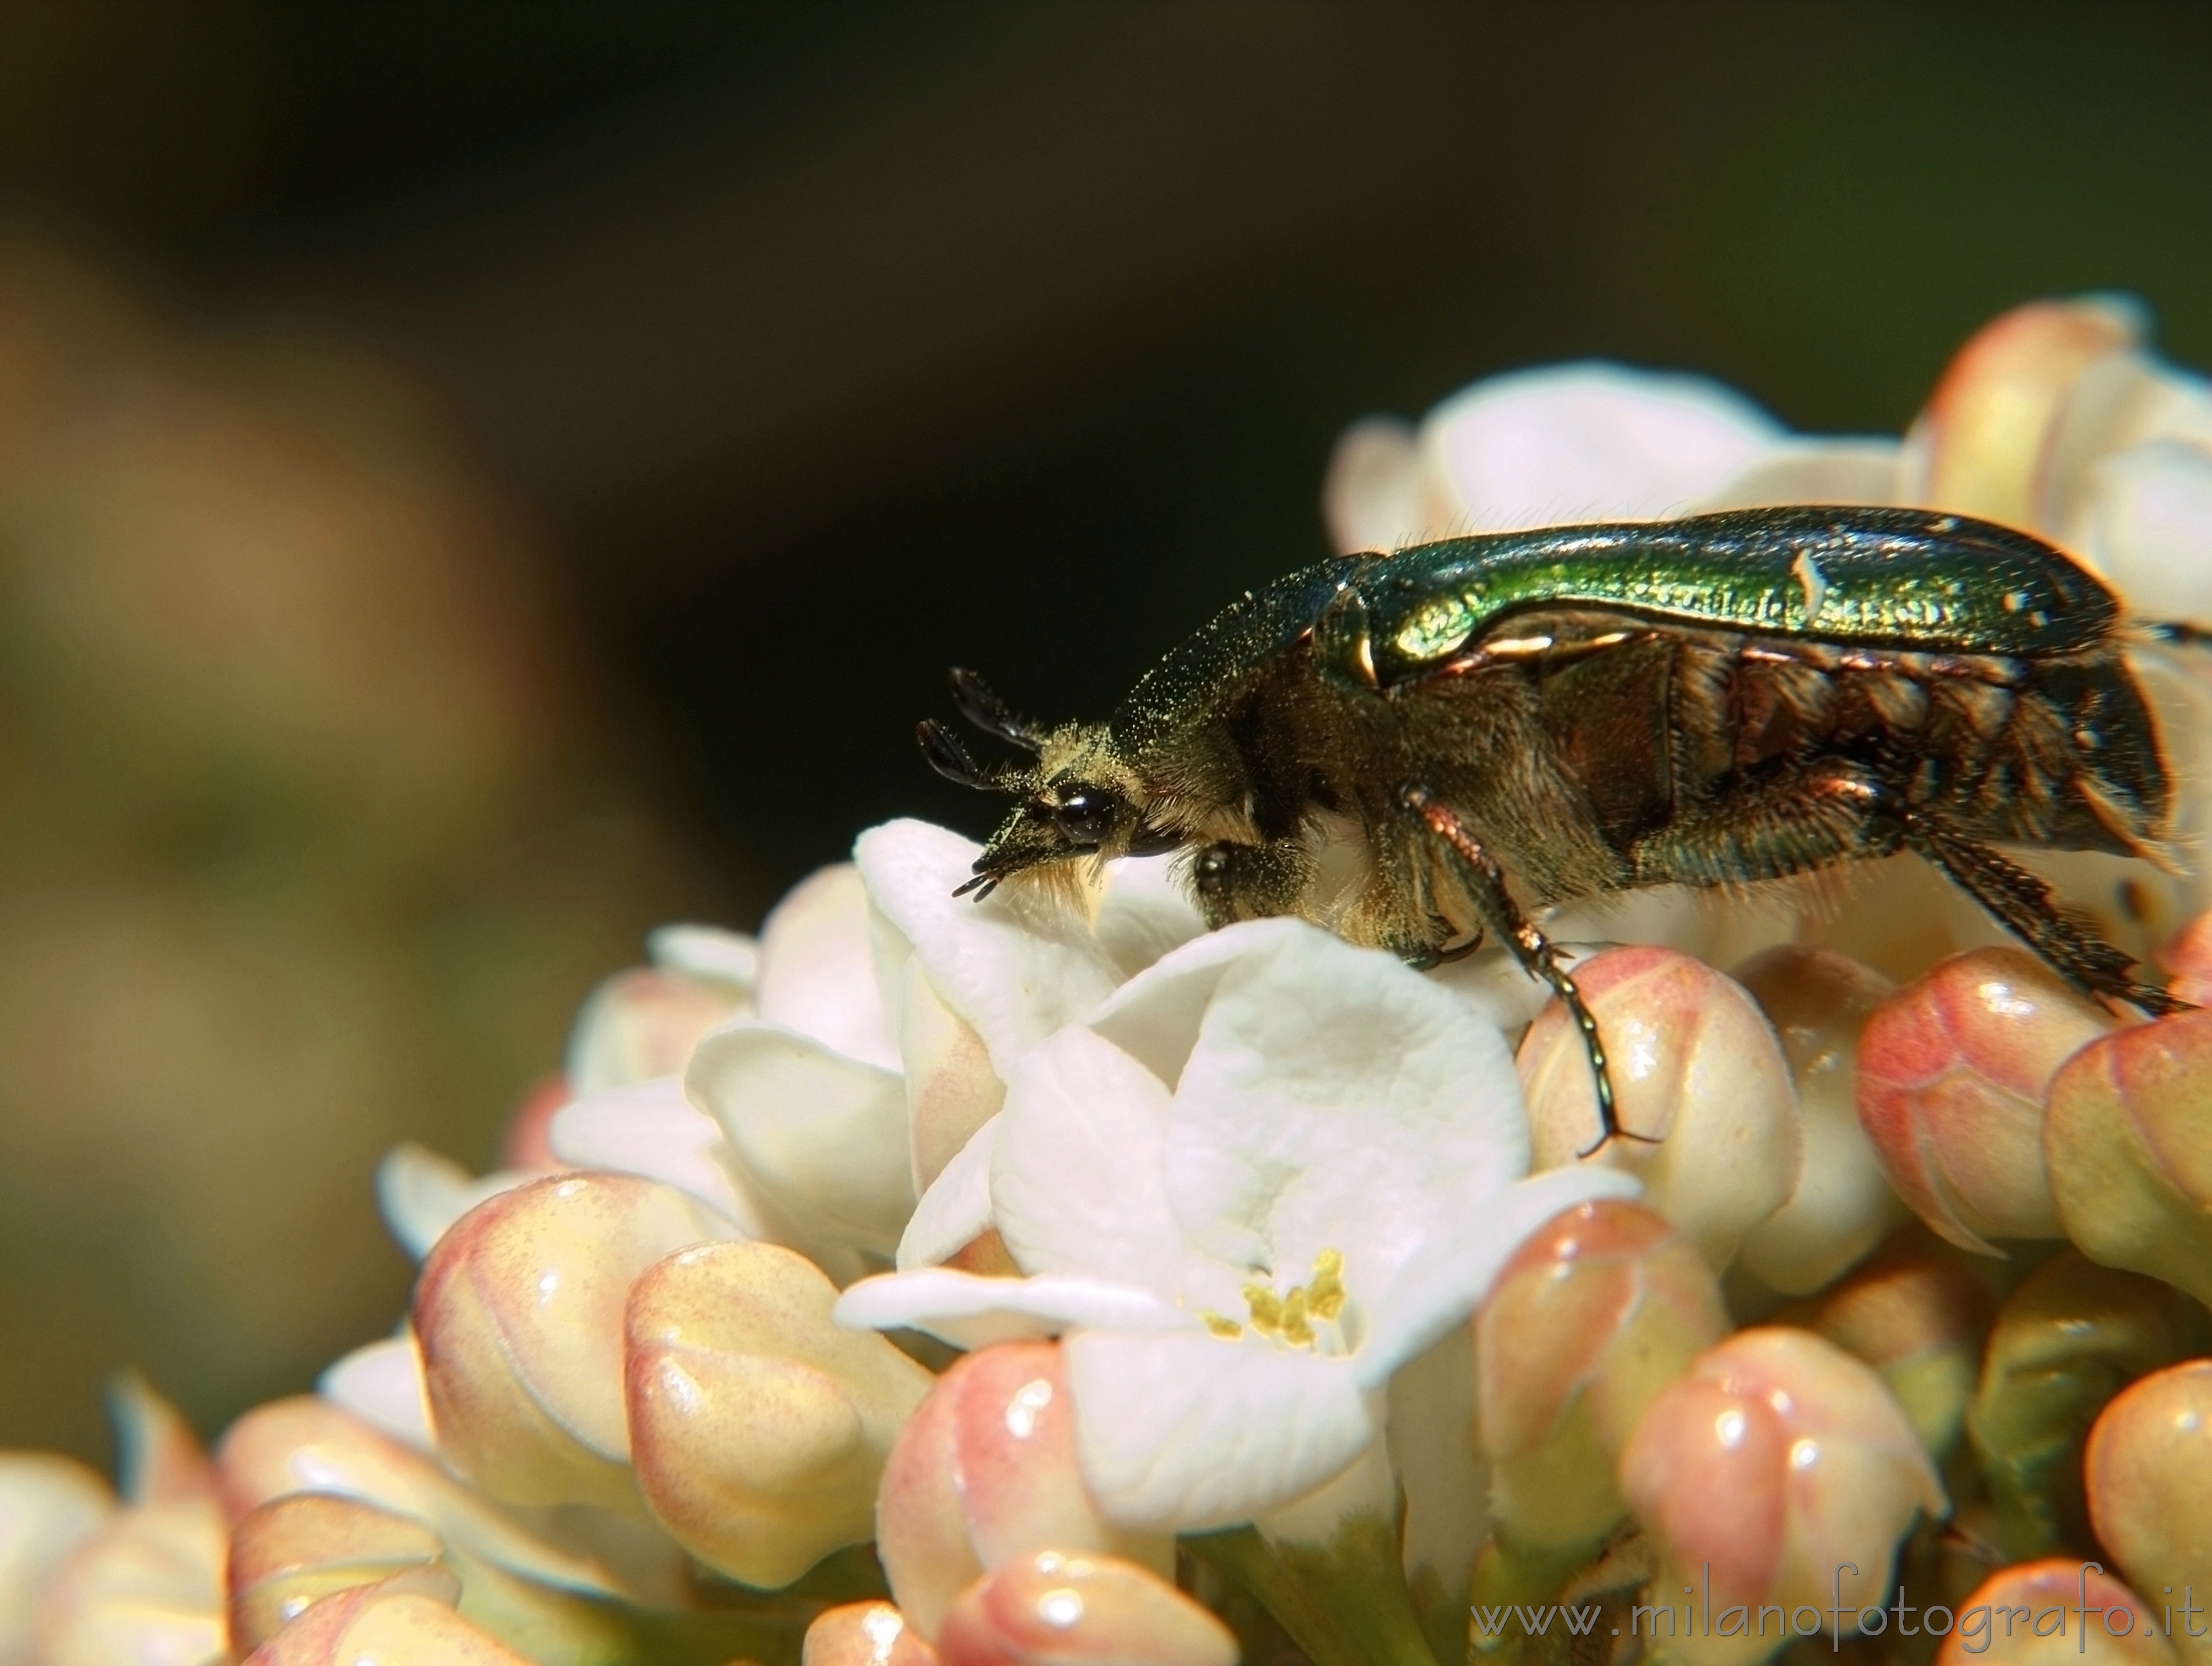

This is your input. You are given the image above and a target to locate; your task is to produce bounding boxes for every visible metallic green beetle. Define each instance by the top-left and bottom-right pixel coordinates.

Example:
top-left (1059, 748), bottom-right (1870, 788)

top-left (919, 505), bottom-right (2192, 1148)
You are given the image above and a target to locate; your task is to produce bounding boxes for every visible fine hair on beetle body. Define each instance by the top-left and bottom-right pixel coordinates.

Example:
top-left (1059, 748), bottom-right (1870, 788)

top-left (919, 504), bottom-right (2201, 1152)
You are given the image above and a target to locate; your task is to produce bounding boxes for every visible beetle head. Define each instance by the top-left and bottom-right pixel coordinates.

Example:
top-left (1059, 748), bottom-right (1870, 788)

top-left (917, 669), bottom-right (1176, 898)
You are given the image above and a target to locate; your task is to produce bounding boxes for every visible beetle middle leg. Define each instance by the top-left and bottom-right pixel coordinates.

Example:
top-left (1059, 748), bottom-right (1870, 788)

top-left (1399, 784), bottom-right (1640, 1156)
top-left (1906, 816), bottom-right (2189, 1016)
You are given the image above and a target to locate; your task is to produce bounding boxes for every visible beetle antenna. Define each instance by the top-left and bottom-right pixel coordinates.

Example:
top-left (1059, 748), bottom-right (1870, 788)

top-left (949, 668), bottom-right (1046, 753)
top-left (917, 720), bottom-right (1011, 792)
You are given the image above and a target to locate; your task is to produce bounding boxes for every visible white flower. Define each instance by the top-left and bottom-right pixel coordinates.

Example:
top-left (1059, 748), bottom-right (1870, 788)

top-left (836, 918), bottom-right (1635, 1533)
top-left (575, 821), bottom-right (1207, 1280)
top-left (1323, 359), bottom-right (1904, 558)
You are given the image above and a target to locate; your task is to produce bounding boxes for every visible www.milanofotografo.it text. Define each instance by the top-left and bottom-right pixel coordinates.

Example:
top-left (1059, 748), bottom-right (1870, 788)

top-left (1470, 1564), bottom-right (2209, 1653)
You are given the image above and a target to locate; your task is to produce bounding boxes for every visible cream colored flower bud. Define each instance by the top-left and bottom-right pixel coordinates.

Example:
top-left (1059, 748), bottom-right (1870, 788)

top-left (34, 1498), bottom-right (225, 1666)
top-left (804, 1601), bottom-right (941, 1665)
top-left (215, 1396), bottom-right (690, 1609)
top-left (876, 1343), bottom-right (1169, 1643)
top-left (1476, 1200), bottom-right (1727, 1563)
top-left (935, 1550), bottom-right (1237, 1666)
top-left (1523, 946), bottom-right (1800, 1269)
top-left (625, 1240), bottom-right (933, 1589)
top-left (1804, 1229), bottom-right (1993, 1462)
top-left (32, 1377), bottom-right (226, 1666)
top-left (1618, 1327), bottom-right (1945, 1666)
top-left (243, 1583), bottom-right (531, 1665)
top-left (2045, 1011), bottom-right (2212, 1306)
top-left (899, 959), bottom-right (1005, 1194)
top-left (413, 1172), bottom-right (739, 1512)
top-left (0, 1454), bottom-right (113, 1660)
top-left (1733, 946), bottom-right (1909, 1293)
top-left (1857, 948), bottom-right (2114, 1253)
top-left (1968, 1254), bottom-right (2205, 1562)
top-left (1903, 296), bottom-right (2140, 526)
top-left (2086, 1359), bottom-right (2212, 1666)
top-left (1938, 1560), bottom-right (2174, 1666)
top-left (227, 1491), bottom-right (455, 1654)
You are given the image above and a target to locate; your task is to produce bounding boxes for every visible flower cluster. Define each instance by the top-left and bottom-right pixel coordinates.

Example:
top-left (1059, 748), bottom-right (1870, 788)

top-left (6, 298), bottom-right (2212, 1666)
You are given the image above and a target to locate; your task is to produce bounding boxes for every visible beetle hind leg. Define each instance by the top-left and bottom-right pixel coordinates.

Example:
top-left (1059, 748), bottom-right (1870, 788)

top-left (1399, 784), bottom-right (1644, 1156)
top-left (1907, 817), bottom-right (2189, 1016)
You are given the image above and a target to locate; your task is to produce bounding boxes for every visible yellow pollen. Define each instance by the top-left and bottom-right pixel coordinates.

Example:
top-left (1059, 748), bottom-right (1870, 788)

top-left (1228, 1250), bottom-right (1347, 1351)
top-left (1308, 1248), bottom-right (1346, 1320)
top-left (1243, 1284), bottom-right (1284, 1337)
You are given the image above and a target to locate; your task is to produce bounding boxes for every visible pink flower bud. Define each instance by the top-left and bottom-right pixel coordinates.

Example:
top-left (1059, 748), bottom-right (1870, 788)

top-left (804, 1601), bottom-right (941, 1665)
top-left (1969, 1254), bottom-right (2207, 1562)
top-left (1804, 1229), bottom-right (1993, 1461)
top-left (1618, 1328), bottom-right (1944, 1665)
top-left (242, 1582), bottom-right (531, 1666)
top-left (1856, 948), bottom-right (2114, 1252)
top-left (1522, 946), bottom-right (1800, 1269)
top-left (566, 965), bottom-right (749, 1096)
top-left (1732, 946), bottom-right (1909, 1293)
top-left (497, 1074), bottom-right (571, 1171)
top-left (413, 1172), bottom-right (738, 1511)
top-left (936, 1550), bottom-right (1236, 1666)
top-left (625, 1240), bottom-right (934, 1588)
top-left (227, 1491), bottom-right (455, 1654)
top-left (876, 1343), bottom-right (1170, 1643)
top-left (1938, 1560), bottom-right (2174, 1666)
top-left (2158, 909), bottom-right (2212, 1008)
top-left (1476, 1200), bottom-right (1727, 1556)
top-left (2044, 1010), bottom-right (2212, 1307)
top-left (2085, 1359), bottom-right (2212, 1664)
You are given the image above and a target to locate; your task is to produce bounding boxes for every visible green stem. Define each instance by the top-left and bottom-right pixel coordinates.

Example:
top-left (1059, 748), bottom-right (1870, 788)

top-left (1186, 1516), bottom-right (1441, 1666)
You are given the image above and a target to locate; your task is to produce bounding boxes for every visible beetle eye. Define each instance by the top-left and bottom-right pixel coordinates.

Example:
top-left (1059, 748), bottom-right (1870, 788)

top-left (1052, 788), bottom-right (1115, 847)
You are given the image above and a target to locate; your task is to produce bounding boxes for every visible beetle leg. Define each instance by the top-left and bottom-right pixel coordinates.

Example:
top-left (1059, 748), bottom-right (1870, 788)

top-left (1400, 784), bottom-right (1642, 1155)
top-left (2139, 620), bottom-right (2212, 651)
top-left (1907, 817), bottom-right (2191, 1016)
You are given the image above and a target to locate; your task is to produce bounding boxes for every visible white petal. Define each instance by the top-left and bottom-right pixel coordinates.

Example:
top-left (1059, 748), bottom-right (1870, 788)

top-left (1388, 1328), bottom-right (1490, 1595)
top-left (855, 820), bottom-right (1125, 1072)
top-left (1696, 437), bottom-right (1903, 510)
top-left (319, 1336), bottom-right (435, 1451)
top-left (1422, 362), bottom-right (1782, 532)
top-left (1094, 854), bottom-right (1207, 980)
top-left (548, 1077), bottom-right (759, 1233)
top-left (1354, 1166), bottom-right (1639, 1388)
top-left (1160, 922), bottom-right (1527, 1285)
top-left (897, 1115), bottom-right (1000, 1270)
top-left (834, 1267), bottom-right (1186, 1350)
top-left (2079, 438), bottom-right (2212, 622)
top-left (993, 1027), bottom-right (1240, 1314)
top-left (645, 923), bottom-right (759, 992)
top-left (375, 1145), bottom-right (535, 1262)
top-left (1323, 415), bottom-right (1438, 555)
top-left (687, 1020), bottom-right (914, 1258)
top-left (1086, 917), bottom-right (1300, 1089)
top-left (1064, 1329), bottom-right (1383, 1532)
top-left (754, 864), bottom-right (900, 1069)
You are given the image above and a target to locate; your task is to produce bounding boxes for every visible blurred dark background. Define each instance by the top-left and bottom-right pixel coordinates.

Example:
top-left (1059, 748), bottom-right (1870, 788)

top-left (2, 2), bottom-right (2209, 1461)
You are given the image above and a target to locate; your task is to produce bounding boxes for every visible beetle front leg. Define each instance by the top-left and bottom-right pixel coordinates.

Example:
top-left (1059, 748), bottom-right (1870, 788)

top-left (1399, 784), bottom-right (1641, 1156)
top-left (1190, 838), bottom-right (1314, 930)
